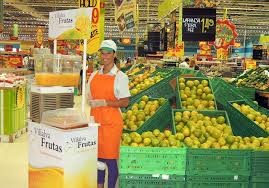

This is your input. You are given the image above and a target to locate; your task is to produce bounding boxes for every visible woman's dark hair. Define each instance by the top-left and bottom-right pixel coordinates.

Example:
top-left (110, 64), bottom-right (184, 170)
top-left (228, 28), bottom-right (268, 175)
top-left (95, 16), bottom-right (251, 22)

top-left (185, 58), bottom-right (190, 62)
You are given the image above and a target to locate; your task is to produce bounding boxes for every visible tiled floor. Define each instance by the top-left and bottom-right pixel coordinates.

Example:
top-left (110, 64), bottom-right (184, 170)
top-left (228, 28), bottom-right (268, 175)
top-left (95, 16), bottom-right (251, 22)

top-left (0, 96), bottom-right (93, 188)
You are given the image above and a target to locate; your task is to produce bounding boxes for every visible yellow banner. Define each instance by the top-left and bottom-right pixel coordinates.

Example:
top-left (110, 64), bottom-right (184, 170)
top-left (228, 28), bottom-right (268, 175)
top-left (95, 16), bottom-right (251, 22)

top-left (79, 0), bottom-right (101, 54)
top-left (158, 0), bottom-right (182, 20)
top-left (260, 35), bottom-right (269, 43)
top-left (114, 0), bottom-right (137, 33)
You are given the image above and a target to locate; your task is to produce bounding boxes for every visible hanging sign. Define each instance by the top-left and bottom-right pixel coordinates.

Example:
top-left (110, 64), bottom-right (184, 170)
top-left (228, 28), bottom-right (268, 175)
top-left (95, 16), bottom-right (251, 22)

top-left (210, 19), bottom-right (238, 49)
top-left (35, 27), bottom-right (44, 48)
top-left (158, 0), bottom-right (182, 20)
top-left (113, 0), bottom-right (137, 32)
top-left (49, 8), bottom-right (92, 40)
top-left (79, 0), bottom-right (101, 54)
top-left (8, 56), bottom-right (23, 67)
top-left (182, 8), bottom-right (216, 41)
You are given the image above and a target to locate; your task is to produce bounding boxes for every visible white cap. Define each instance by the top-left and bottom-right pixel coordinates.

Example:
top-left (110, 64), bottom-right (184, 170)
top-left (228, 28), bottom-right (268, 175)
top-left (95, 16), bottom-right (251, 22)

top-left (100, 40), bottom-right (117, 52)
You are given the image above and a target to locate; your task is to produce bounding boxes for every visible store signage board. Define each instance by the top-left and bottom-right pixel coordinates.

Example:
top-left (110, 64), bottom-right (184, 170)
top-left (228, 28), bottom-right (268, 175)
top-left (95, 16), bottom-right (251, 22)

top-left (158, 0), bottom-right (182, 20)
top-left (79, 0), bottom-right (101, 54)
top-left (113, 0), bottom-right (137, 33)
top-left (49, 8), bottom-right (92, 40)
top-left (182, 8), bottom-right (216, 41)
top-left (29, 122), bottom-right (99, 188)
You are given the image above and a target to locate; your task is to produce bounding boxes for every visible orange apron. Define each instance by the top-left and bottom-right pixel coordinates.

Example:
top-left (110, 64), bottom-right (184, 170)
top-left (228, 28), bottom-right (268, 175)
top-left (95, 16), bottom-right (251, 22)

top-left (90, 71), bottom-right (123, 159)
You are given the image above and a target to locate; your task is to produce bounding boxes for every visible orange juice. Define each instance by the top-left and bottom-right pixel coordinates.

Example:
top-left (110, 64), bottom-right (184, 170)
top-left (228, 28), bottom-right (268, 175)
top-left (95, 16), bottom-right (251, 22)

top-left (35, 73), bottom-right (80, 87)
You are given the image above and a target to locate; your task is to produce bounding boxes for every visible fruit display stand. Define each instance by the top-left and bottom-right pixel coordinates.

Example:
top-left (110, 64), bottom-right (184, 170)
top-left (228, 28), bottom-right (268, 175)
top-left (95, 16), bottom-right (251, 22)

top-left (0, 84), bottom-right (27, 142)
top-left (28, 121), bottom-right (99, 188)
top-left (226, 100), bottom-right (269, 137)
top-left (171, 109), bottom-right (252, 187)
top-left (122, 96), bottom-right (173, 134)
top-left (175, 77), bottom-right (217, 110)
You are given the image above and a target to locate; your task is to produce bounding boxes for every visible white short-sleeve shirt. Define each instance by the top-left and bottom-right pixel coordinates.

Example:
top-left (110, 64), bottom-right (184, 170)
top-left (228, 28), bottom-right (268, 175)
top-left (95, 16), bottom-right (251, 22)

top-left (87, 64), bottom-right (131, 99)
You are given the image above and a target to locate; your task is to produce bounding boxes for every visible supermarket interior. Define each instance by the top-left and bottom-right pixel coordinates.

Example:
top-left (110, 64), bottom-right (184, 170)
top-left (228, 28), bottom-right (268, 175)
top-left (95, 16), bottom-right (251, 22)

top-left (0, 0), bottom-right (269, 188)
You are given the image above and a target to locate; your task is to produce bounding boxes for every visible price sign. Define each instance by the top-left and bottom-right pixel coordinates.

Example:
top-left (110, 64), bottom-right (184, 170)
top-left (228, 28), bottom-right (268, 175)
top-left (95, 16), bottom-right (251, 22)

top-left (182, 8), bottom-right (216, 41)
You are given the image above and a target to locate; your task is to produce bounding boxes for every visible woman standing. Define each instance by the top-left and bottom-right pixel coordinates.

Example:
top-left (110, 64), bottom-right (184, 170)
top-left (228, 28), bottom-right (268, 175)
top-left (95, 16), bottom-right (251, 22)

top-left (87, 40), bottom-right (130, 188)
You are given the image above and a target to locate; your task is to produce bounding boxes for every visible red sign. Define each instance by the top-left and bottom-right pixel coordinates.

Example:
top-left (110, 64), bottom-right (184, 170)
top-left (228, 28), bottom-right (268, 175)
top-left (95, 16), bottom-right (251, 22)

top-left (210, 19), bottom-right (238, 49)
top-left (8, 56), bottom-right (23, 67)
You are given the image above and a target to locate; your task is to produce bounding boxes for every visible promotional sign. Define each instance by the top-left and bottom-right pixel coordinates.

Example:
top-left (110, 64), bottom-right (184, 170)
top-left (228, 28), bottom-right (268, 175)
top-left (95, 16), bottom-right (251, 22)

top-left (217, 48), bottom-right (228, 60)
top-left (35, 27), bottom-right (44, 48)
top-left (79, 0), bottom-right (102, 54)
top-left (113, 0), bottom-right (136, 32)
top-left (8, 56), bottom-right (23, 67)
top-left (0, 0), bottom-right (3, 33)
top-left (210, 19), bottom-right (238, 49)
top-left (182, 8), bottom-right (216, 41)
top-left (49, 8), bottom-right (92, 40)
top-left (158, 0), bottom-right (182, 20)
top-left (199, 41), bottom-right (211, 55)
top-left (29, 122), bottom-right (98, 188)
top-left (245, 59), bottom-right (257, 69)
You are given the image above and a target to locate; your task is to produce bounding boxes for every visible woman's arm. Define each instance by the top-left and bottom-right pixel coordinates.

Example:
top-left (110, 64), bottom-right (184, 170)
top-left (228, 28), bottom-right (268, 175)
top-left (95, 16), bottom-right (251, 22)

top-left (106, 97), bottom-right (129, 108)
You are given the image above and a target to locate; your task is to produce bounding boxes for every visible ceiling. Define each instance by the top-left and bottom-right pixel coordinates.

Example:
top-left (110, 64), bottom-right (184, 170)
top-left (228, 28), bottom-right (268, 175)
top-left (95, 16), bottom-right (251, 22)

top-left (0, 0), bottom-right (268, 42)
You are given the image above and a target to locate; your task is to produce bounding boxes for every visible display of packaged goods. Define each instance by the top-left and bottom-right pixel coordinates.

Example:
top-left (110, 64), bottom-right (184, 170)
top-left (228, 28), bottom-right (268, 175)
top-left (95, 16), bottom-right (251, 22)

top-left (34, 54), bottom-right (82, 87)
top-left (0, 73), bottom-right (26, 87)
top-left (41, 108), bottom-right (88, 129)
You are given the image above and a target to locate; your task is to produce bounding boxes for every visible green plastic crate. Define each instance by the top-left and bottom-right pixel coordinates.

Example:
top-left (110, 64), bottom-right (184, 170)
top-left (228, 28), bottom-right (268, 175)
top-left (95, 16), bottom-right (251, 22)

top-left (119, 146), bottom-right (187, 175)
top-left (122, 97), bottom-right (173, 134)
top-left (250, 181), bottom-right (269, 188)
top-left (186, 180), bottom-right (249, 188)
top-left (226, 100), bottom-right (269, 137)
top-left (175, 77), bottom-right (217, 110)
top-left (129, 70), bottom-right (179, 103)
top-left (186, 148), bottom-right (251, 177)
top-left (186, 175), bottom-right (249, 188)
top-left (235, 87), bottom-right (256, 101)
top-left (251, 151), bottom-right (269, 178)
top-left (186, 175), bottom-right (249, 182)
top-left (211, 80), bottom-right (246, 110)
top-left (119, 174), bottom-right (185, 188)
top-left (172, 109), bottom-right (232, 133)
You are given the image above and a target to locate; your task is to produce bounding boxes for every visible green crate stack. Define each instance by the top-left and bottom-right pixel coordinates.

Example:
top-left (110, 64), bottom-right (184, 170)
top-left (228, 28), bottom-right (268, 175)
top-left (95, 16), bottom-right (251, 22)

top-left (175, 77), bottom-right (217, 110)
top-left (119, 174), bottom-right (185, 188)
top-left (250, 151), bottom-right (269, 188)
top-left (226, 100), bottom-right (269, 137)
top-left (122, 97), bottom-right (173, 134)
top-left (119, 146), bottom-right (187, 175)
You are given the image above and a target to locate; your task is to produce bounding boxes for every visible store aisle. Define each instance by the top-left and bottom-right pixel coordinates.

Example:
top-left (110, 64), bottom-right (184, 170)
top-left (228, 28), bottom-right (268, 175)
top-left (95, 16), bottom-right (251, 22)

top-left (0, 96), bottom-right (92, 188)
